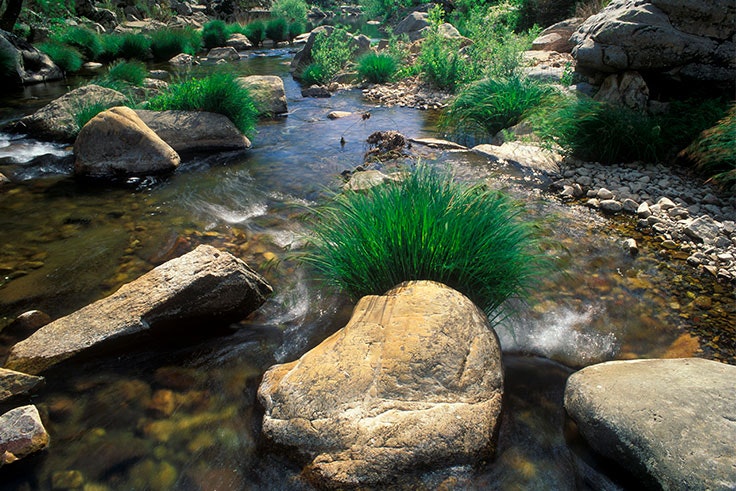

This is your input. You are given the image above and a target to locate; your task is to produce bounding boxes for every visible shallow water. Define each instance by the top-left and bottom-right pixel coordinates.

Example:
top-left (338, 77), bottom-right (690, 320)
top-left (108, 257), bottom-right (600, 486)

top-left (0, 48), bottom-right (734, 490)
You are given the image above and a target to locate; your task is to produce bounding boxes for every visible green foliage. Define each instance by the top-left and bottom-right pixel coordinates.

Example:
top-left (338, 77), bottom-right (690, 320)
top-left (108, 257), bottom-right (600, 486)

top-left (301, 164), bottom-right (547, 321)
top-left (98, 33), bottom-right (124, 62)
top-left (37, 41), bottom-right (83, 72)
top-left (146, 72), bottom-right (258, 136)
top-left (307, 26), bottom-right (356, 82)
top-left (202, 19), bottom-right (228, 49)
top-left (271, 0), bottom-right (308, 22)
top-left (243, 21), bottom-right (265, 46)
top-left (680, 104), bottom-right (736, 191)
top-left (150, 27), bottom-right (201, 61)
top-left (287, 20), bottom-right (305, 41)
top-left (117, 33), bottom-right (151, 60)
top-left (107, 59), bottom-right (147, 85)
top-left (56, 26), bottom-right (103, 61)
top-left (441, 75), bottom-right (554, 141)
top-left (300, 62), bottom-right (328, 85)
top-left (265, 17), bottom-right (288, 43)
top-left (417, 5), bottom-right (465, 91)
top-left (71, 100), bottom-right (110, 132)
top-left (357, 53), bottom-right (397, 83)
top-left (360, 0), bottom-right (411, 20)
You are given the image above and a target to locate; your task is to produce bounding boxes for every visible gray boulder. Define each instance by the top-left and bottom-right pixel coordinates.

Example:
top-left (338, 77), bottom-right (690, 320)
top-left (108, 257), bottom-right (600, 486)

top-left (565, 358), bottom-right (736, 490)
top-left (135, 110), bottom-right (251, 155)
top-left (394, 11), bottom-right (430, 41)
top-left (225, 33), bottom-right (252, 51)
top-left (531, 17), bottom-right (584, 53)
top-left (236, 75), bottom-right (287, 117)
top-left (5, 245), bottom-right (272, 374)
top-left (258, 281), bottom-right (503, 487)
top-left (8, 85), bottom-right (127, 142)
top-left (0, 405), bottom-right (49, 466)
top-left (74, 106), bottom-right (180, 179)
top-left (0, 30), bottom-right (63, 86)
top-left (206, 46), bottom-right (240, 61)
top-left (571, 0), bottom-right (736, 82)
top-left (0, 368), bottom-right (44, 404)
top-left (594, 70), bottom-right (649, 111)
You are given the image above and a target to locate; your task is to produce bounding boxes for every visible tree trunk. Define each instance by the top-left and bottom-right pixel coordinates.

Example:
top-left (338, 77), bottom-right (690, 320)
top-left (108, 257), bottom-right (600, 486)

top-left (0, 0), bottom-right (24, 32)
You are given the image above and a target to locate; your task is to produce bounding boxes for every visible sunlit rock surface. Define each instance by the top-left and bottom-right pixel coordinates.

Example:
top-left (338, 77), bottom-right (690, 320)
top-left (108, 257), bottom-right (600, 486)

top-left (5, 245), bottom-right (272, 374)
top-left (259, 281), bottom-right (503, 487)
top-left (565, 358), bottom-right (736, 489)
top-left (0, 405), bottom-right (49, 466)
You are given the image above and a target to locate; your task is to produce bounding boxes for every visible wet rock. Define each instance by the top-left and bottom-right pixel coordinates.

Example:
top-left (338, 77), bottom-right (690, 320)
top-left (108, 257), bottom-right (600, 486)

top-left (301, 85), bottom-right (331, 98)
top-left (147, 389), bottom-right (176, 418)
top-left (623, 238), bottom-right (638, 255)
top-left (5, 245), bottom-right (272, 374)
top-left (565, 358), bottom-right (736, 490)
top-left (154, 366), bottom-right (199, 391)
top-left (472, 142), bottom-right (562, 174)
top-left (258, 281), bottom-right (504, 488)
top-left (8, 85), bottom-right (127, 142)
top-left (225, 33), bottom-right (252, 51)
top-left (51, 470), bottom-right (85, 489)
top-left (74, 106), bottom-right (180, 179)
top-left (236, 75), bottom-right (287, 117)
top-left (8, 310), bottom-right (52, 335)
top-left (409, 138), bottom-right (467, 150)
top-left (135, 110), bottom-right (251, 156)
top-left (206, 46), bottom-right (239, 61)
top-left (327, 110), bottom-right (352, 119)
top-left (0, 368), bottom-right (44, 404)
top-left (0, 405), bottom-right (49, 466)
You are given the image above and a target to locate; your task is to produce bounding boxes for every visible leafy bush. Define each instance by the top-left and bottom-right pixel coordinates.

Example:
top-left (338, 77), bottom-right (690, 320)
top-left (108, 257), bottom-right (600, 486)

top-left (418, 6), bottom-right (466, 91)
top-left (37, 41), bottom-right (83, 72)
top-left (56, 26), bottom-right (103, 61)
top-left (441, 75), bottom-right (554, 141)
top-left (306, 26), bottom-right (356, 82)
top-left (357, 52), bottom-right (397, 83)
top-left (361, 0), bottom-right (411, 20)
top-left (146, 72), bottom-right (258, 135)
top-left (107, 59), bottom-right (147, 85)
top-left (150, 27), bottom-right (201, 61)
top-left (301, 164), bottom-right (547, 321)
top-left (265, 17), bottom-right (288, 43)
top-left (117, 33), bottom-right (151, 60)
top-left (271, 0), bottom-right (308, 22)
top-left (680, 104), bottom-right (736, 191)
top-left (243, 21), bottom-right (265, 47)
top-left (300, 62), bottom-right (328, 85)
top-left (287, 20), bottom-right (305, 42)
top-left (202, 19), bottom-right (228, 49)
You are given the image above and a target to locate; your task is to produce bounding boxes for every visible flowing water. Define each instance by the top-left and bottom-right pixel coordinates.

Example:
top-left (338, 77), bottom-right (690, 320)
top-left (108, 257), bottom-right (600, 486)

top-left (0, 47), bottom-right (734, 490)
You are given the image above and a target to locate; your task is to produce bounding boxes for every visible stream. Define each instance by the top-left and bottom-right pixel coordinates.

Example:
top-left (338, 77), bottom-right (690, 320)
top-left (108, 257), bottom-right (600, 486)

top-left (1, 46), bottom-right (734, 490)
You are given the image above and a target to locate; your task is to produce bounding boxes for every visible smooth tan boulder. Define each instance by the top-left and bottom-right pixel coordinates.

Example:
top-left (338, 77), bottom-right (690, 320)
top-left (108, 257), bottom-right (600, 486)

top-left (236, 75), bottom-right (287, 117)
top-left (5, 245), bottom-right (272, 374)
top-left (74, 106), bottom-right (180, 179)
top-left (258, 281), bottom-right (503, 487)
top-left (0, 405), bottom-right (49, 466)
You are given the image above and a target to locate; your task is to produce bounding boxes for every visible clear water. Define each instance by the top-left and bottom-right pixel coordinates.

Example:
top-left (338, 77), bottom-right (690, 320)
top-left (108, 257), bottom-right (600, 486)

top-left (0, 48), bottom-right (733, 490)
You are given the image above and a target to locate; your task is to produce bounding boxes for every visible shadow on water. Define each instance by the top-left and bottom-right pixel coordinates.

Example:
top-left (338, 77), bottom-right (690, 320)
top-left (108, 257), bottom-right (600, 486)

top-left (0, 46), bottom-right (734, 490)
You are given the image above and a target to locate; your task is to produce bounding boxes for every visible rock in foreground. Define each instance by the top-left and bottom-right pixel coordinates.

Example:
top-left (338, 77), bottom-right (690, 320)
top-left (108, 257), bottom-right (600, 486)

top-left (258, 281), bottom-right (503, 488)
top-left (565, 358), bottom-right (736, 490)
top-left (236, 75), bottom-right (287, 117)
top-left (0, 405), bottom-right (49, 466)
top-left (5, 245), bottom-right (272, 374)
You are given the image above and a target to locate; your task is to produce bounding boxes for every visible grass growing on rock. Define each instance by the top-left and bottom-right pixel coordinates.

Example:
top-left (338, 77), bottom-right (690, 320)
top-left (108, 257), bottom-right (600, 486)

top-left (301, 165), bottom-right (548, 320)
top-left (680, 104), bottom-right (736, 191)
top-left (146, 72), bottom-right (257, 136)
top-left (357, 53), bottom-right (397, 83)
top-left (56, 26), bottom-right (103, 61)
top-left (37, 41), bottom-right (83, 73)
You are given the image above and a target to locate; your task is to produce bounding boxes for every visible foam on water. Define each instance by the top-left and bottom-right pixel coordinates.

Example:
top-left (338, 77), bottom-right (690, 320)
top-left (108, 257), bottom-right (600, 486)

top-left (497, 305), bottom-right (619, 367)
top-left (0, 133), bottom-right (71, 163)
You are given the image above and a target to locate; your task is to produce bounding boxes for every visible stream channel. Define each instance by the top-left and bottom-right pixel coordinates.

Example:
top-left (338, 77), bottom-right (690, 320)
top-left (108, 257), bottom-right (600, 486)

top-left (0, 45), bottom-right (734, 490)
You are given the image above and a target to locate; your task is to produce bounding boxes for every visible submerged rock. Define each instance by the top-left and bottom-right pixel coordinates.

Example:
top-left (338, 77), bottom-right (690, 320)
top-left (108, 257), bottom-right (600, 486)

top-left (5, 245), bottom-right (272, 374)
top-left (237, 75), bottom-right (288, 117)
top-left (0, 405), bottom-right (49, 466)
top-left (74, 106), bottom-right (180, 179)
top-left (565, 358), bottom-right (736, 490)
top-left (258, 281), bottom-right (504, 488)
top-left (0, 368), bottom-right (44, 404)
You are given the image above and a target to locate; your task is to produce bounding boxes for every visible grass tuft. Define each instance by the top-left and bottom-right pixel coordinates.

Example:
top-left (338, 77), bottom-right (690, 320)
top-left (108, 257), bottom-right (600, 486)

top-left (146, 72), bottom-right (257, 136)
top-left (107, 59), bottom-right (147, 85)
top-left (202, 19), bottom-right (228, 49)
top-left (300, 164), bottom-right (548, 321)
top-left (57, 26), bottom-right (103, 61)
top-left (265, 17), bottom-right (288, 43)
top-left (357, 53), bottom-right (397, 83)
top-left (116, 33), bottom-right (151, 60)
top-left (680, 104), bottom-right (736, 191)
top-left (150, 27), bottom-right (201, 61)
top-left (71, 100), bottom-right (111, 132)
top-left (37, 41), bottom-right (83, 73)
top-left (243, 21), bottom-right (265, 47)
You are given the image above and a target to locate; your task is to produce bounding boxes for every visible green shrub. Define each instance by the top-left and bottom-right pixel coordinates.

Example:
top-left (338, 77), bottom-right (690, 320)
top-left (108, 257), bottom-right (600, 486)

top-left (107, 59), bottom-right (146, 85)
top-left (150, 27), bottom-right (201, 61)
top-left (146, 72), bottom-right (258, 136)
top-left (265, 17), bottom-right (288, 43)
top-left (680, 105), bottom-right (736, 191)
top-left (361, 0), bottom-right (411, 20)
top-left (357, 52), bottom-right (397, 83)
top-left (287, 20), bottom-right (305, 42)
top-left (98, 33), bottom-right (124, 62)
top-left (306, 26), bottom-right (356, 82)
top-left (117, 33), bottom-right (151, 60)
top-left (57, 25), bottom-right (103, 60)
top-left (300, 62), bottom-right (329, 85)
top-left (271, 0), bottom-right (308, 22)
top-left (37, 41), bottom-right (83, 72)
top-left (441, 75), bottom-right (554, 141)
top-left (418, 6), bottom-right (466, 91)
top-left (202, 19), bottom-right (228, 49)
top-left (301, 164), bottom-right (547, 321)
top-left (244, 21), bottom-right (265, 47)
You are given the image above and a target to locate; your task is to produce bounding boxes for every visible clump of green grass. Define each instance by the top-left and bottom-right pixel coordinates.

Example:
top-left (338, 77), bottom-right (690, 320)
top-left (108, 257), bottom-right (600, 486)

top-left (107, 59), bottom-right (147, 85)
top-left (98, 33), bottom-right (124, 62)
top-left (288, 20), bottom-right (305, 42)
top-left (301, 164), bottom-right (547, 321)
top-left (243, 21), bottom-right (265, 47)
top-left (117, 33), bottom-right (151, 60)
top-left (357, 52), bottom-right (397, 83)
top-left (57, 26), bottom-right (103, 61)
top-left (71, 100), bottom-right (111, 132)
top-left (441, 75), bottom-right (554, 142)
top-left (150, 27), bottom-right (201, 61)
top-left (37, 41), bottom-right (83, 73)
top-left (265, 17), bottom-right (288, 43)
top-left (202, 19), bottom-right (228, 49)
top-left (680, 104), bottom-right (736, 191)
top-left (146, 72), bottom-right (257, 136)
top-left (300, 62), bottom-right (328, 86)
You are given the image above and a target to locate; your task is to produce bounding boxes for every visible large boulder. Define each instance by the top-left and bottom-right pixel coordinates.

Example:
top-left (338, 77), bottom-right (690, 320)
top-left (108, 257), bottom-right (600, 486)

top-left (0, 368), bottom-right (44, 404)
top-left (5, 245), bottom-right (272, 374)
top-left (473, 141), bottom-right (563, 174)
top-left (236, 75), bottom-right (287, 117)
top-left (565, 358), bottom-right (736, 489)
top-left (571, 0), bottom-right (736, 83)
top-left (394, 11), bottom-right (430, 41)
top-left (258, 281), bottom-right (504, 488)
top-left (531, 17), bottom-right (584, 53)
top-left (135, 110), bottom-right (251, 156)
top-left (74, 106), bottom-right (180, 179)
top-left (8, 85), bottom-right (127, 142)
top-left (290, 26), bottom-right (370, 77)
top-left (0, 29), bottom-right (63, 86)
top-left (0, 405), bottom-right (49, 466)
